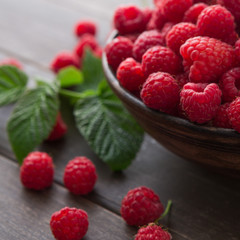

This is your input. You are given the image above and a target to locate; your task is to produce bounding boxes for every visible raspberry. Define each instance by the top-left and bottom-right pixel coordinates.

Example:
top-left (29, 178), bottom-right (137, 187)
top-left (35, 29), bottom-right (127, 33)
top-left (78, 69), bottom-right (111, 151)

top-left (47, 113), bottom-right (67, 141)
top-left (140, 72), bottom-right (180, 114)
top-left (63, 156), bottom-right (97, 195)
top-left (74, 34), bottom-right (98, 58)
top-left (50, 207), bottom-right (88, 240)
top-left (180, 83), bottom-right (222, 124)
top-left (143, 7), bottom-right (153, 27)
top-left (180, 36), bottom-right (234, 83)
top-left (228, 97), bottom-right (240, 133)
top-left (160, 22), bottom-right (174, 41)
top-left (175, 73), bottom-right (190, 89)
top-left (123, 33), bottom-right (140, 43)
top-left (212, 103), bottom-right (232, 128)
top-left (142, 46), bottom-right (182, 77)
top-left (235, 39), bottom-right (240, 65)
top-left (153, 7), bottom-right (167, 31)
top-left (120, 186), bottom-right (164, 226)
top-left (113, 5), bottom-right (146, 34)
top-left (116, 58), bottom-right (145, 92)
top-left (20, 152), bottom-right (54, 190)
top-left (105, 36), bottom-right (133, 71)
top-left (196, 5), bottom-right (235, 43)
top-left (135, 224), bottom-right (172, 240)
top-left (50, 52), bottom-right (80, 73)
top-left (162, 0), bottom-right (193, 22)
top-left (0, 58), bottom-right (23, 69)
top-left (166, 22), bottom-right (198, 54)
top-left (74, 20), bottom-right (96, 37)
top-left (183, 3), bottom-right (208, 24)
top-left (133, 30), bottom-right (165, 62)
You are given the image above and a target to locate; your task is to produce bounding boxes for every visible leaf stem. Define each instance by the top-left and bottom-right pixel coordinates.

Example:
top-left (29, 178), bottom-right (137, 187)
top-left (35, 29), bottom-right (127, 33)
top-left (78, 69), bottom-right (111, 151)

top-left (155, 200), bottom-right (172, 223)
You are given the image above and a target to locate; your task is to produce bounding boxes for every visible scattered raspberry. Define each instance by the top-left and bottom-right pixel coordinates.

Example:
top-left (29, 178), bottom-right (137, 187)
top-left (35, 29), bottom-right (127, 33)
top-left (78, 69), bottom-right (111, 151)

top-left (166, 22), bottom-right (198, 54)
top-left (180, 83), bottom-right (222, 124)
top-left (142, 46), bottom-right (182, 77)
top-left (63, 156), bottom-right (97, 195)
top-left (50, 51), bottom-right (80, 73)
top-left (140, 72), bottom-right (180, 114)
top-left (120, 186), bottom-right (164, 226)
top-left (153, 7), bottom-right (167, 31)
top-left (135, 224), bottom-right (172, 240)
top-left (47, 113), bottom-right (67, 141)
top-left (20, 152), bottom-right (54, 190)
top-left (228, 97), bottom-right (240, 133)
top-left (162, 0), bottom-right (193, 22)
top-left (183, 3), bottom-right (208, 24)
top-left (196, 5), bottom-right (235, 43)
top-left (175, 72), bottom-right (189, 89)
top-left (0, 58), bottom-right (23, 69)
top-left (105, 36), bottom-right (133, 71)
top-left (74, 34), bottom-right (98, 58)
top-left (133, 30), bottom-right (165, 62)
top-left (113, 5), bottom-right (146, 34)
top-left (74, 20), bottom-right (97, 37)
top-left (212, 103), bottom-right (232, 129)
top-left (50, 207), bottom-right (88, 240)
top-left (116, 58), bottom-right (145, 92)
top-left (180, 36), bottom-right (234, 83)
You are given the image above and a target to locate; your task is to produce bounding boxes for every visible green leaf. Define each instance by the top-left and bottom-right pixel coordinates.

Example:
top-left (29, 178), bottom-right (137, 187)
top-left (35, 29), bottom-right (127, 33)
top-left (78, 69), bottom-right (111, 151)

top-left (74, 80), bottom-right (144, 171)
top-left (57, 66), bottom-right (83, 88)
top-left (0, 65), bottom-right (28, 106)
top-left (7, 82), bottom-right (59, 163)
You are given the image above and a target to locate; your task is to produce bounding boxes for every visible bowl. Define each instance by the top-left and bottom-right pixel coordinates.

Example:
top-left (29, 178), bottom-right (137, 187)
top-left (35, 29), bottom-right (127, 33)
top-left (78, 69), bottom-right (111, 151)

top-left (102, 32), bottom-right (240, 174)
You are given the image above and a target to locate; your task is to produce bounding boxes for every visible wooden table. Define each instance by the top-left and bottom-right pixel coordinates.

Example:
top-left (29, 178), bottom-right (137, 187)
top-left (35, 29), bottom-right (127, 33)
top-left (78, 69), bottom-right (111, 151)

top-left (0, 0), bottom-right (239, 239)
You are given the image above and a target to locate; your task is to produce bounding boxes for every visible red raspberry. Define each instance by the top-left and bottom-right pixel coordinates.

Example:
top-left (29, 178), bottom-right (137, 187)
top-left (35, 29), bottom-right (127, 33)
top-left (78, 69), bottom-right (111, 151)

top-left (153, 7), bottom-right (167, 31)
top-left (143, 7), bottom-right (153, 27)
top-left (166, 22), bottom-right (198, 54)
top-left (123, 33), bottom-right (140, 43)
top-left (116, 58), bottom-right (145, 92)
top-left (74, 20), bottom-right (96, 37)
top-left (47, 113), bottom-right (67, 141)
top-left (120, 186), bottom-right (164, 226)
top-left (74, 34), bottom-right (98, 58)
top-left (162, 0), bottom-right (193, 22)
top-left (50, 207), bottom-right (88, 240)
top-left (175, 73), bottom-right (190, 89)
top-left (196, 5), bottom-right (235, 43)
top-left (20, 152), bottom-right (54, 190)
top-left (180, 83), bottom-right (222, 124)
top-left (50, 52), bottom-right (80, 73)
top-left (235, 39), bottom-right (240, 65)
top-left (160, 22), bottom-right (174, 41)
top-left (140, 72), bottom-right (180, 114)
top-left (142, 46), bottom-right (182, 77)
top-left (228, 97), bottom-right (240, 132)
top-left (63, 156), bottom-right (97, 195)
top-left (113, 5), bottom-right (146, 34)
top-left (0, 58), bottom-right (23, 69)
top-left (180, 36), bottom-right (234, 83)
top-left (212, 103), bottom-right (232, 128)
top-left (183, 3), bottom-right (208, 24)
top-left (135, 224), bottom-right (172, 240)
top-left (154, 0), bottom-right (162, 7)
top-left (133, 30), bottom-right (165, 62)
top-left (105, 36), bottom-right (133, 71)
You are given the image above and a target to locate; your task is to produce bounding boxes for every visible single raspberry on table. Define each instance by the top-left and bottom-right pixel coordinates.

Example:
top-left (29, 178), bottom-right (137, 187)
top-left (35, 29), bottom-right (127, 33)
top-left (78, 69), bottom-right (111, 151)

top-left (212, 103), bottom-right (232, 129)
top-left (0, 58), bottom-right (23, 69)
top-left (105, 36), bottom-right (133, 71)
top-left (50, 51), bottom-right (80, 73)
top-left (20, 152), bottom-right (54, 190)
top-left (50, 207), bottom-right (88, 240)
top-left (228, 97), bottom-right (240, 133)
top-left (140, 72), bottom-right (180, 114)
top-left (120, 186), bottom-right (164, 226)
top-left (142, 46), bottom-right (182, 77)
top-left (113, 5), bottom-right (146, 35)
top-left (135, 224), bottom-right (172, 240)
top-left (133, 30), bottom-right (165, 62)
top-left (183, 3), bottom-right (208, 24)
top-left (64, 156), bottom-right (97, 195)
top-left (180, 82), bottom-right (222, 124)
top-left (166, 22), bottom-right (198, 54)
top-left (180, 36), bottom-right (235, 83)
top-left (117, 58), bottom-right (145, 92)
top-left (74, 20), bottom-right (97, 37)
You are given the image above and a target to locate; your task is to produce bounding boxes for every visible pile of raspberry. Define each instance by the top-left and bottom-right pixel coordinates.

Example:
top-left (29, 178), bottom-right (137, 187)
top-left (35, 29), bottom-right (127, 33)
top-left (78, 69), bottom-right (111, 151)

top-left (105, 0), bottom-right (240, 133)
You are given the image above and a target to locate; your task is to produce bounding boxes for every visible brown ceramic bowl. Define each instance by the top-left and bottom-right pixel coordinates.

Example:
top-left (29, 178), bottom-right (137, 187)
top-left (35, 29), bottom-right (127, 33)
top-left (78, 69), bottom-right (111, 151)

top-left (102, 32), bottom-right (240, 174)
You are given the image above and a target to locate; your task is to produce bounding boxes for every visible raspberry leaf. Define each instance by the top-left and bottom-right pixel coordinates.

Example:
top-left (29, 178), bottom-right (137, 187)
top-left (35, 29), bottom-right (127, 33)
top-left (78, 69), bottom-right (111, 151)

top-left (0, 66), bottom-right (28, 106)
top-left (7, 81), bottom-right (59, 164)
top-left (74, 80), bottom-right (144, 171)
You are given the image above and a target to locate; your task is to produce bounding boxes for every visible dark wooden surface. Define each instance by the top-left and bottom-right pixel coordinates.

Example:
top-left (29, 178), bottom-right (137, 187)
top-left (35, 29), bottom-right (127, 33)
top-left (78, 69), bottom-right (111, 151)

top-left (0, 0), bottom-right (240, 239)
